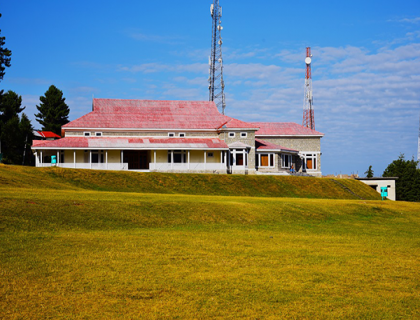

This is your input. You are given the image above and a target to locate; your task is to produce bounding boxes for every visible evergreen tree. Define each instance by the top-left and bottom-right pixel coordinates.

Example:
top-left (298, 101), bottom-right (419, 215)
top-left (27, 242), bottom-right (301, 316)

top-left (19, 113), bottom-right (34, 165)
top-left (364, 165), bottom-right (374, 178)
top-left (0, 13), bottom-right (12, 82)
top-left (0, 91), bottom-right (28, 164)
top-left (383, 154), bottom-right (420, 202)
top-left (35, 85), bottom-right (69, 135)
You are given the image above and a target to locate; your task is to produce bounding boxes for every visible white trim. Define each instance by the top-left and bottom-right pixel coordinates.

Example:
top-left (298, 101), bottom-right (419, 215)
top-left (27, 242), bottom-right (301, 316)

top-left (83, 132), bottom-right (91, 137)
top-left (281, 154), bottom-right (292, 169)
top-left (257, 152), bottom-right (275, 168)
top-left (32, 146), bottom-right (229, 151)
top-left (240, 132), bottom-right (247, 138)
top-left (95, 132), bottom-right (102, 137)
top-left (64, 127), bottom-right (220, 132)
top-left (179, 133), bottom-right (186, 137)
top-left (299, 151), bottom-right (321, 155)
top-left (228, 132), bottom-right (235, 137)
top-left (256, 134), bottom-right (324, 138)
top-left (168, 132), bottom-right (175, 137)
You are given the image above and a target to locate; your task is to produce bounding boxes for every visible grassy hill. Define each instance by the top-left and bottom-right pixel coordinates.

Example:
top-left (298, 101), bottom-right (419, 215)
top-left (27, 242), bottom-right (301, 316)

top-left (0, 164), bottom-right (380, 200)
top-left (1, 164), bottom-right (419, 319)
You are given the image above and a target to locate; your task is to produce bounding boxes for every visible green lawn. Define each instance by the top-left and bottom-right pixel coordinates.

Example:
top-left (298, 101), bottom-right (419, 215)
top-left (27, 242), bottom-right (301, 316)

top-left (0, 165), bottom-right (419, 319)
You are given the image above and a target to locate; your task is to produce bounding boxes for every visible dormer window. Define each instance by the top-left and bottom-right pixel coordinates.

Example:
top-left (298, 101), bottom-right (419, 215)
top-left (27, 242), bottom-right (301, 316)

top-left (168, 132), bottom-right (175, 137)
top-left (179, 133), bottom-right (185, 137)
top-left (240, 132), bottom-right (247, 138)
top-left (95, 132), bottom-right (102, 137)
top-left (84, 132), bottom-right (91, 137)
top-left (229, 132), bottom-right (235, 137)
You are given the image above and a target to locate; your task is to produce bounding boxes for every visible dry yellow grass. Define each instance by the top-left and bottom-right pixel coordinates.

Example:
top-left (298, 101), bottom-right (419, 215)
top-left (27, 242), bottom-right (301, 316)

top-left (0, 165), bottom-right (419, 319)
top-left (1, 185), bottom-right (419, 319)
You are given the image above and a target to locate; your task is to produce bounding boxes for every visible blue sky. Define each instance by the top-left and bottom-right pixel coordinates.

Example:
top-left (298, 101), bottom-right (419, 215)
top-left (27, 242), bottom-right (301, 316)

top-left (1, 0), bottom-right (420, 176)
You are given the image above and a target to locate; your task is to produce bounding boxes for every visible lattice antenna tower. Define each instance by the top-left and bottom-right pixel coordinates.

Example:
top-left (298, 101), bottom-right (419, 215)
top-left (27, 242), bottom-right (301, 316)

top-left (418, 113), bottom-right (420, 167)
top-left (209, 0), bottom-right (226, 115)
top-left (302, 47), bottom-right (315, 130)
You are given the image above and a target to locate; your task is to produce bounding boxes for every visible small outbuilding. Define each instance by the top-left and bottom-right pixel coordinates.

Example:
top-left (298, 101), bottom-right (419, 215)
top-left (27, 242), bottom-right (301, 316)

top-left (356, 177), bottom-right (398, 201)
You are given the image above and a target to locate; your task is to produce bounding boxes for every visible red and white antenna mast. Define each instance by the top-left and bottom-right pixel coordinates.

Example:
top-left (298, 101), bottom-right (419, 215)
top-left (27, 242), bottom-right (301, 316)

top-left (302, 47), bottom-right (315, 130)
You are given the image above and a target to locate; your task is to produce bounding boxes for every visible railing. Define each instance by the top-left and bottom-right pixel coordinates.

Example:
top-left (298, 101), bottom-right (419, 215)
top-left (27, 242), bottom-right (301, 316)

top-left (149, 162), bottom-right (226, 171)
top-left (37, 162), bottom-right (225, 172)
top-left (37, 163), bottom-right (129, 170)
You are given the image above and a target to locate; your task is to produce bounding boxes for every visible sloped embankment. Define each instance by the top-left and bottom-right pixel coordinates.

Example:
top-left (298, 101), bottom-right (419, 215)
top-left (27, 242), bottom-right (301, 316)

top-left (0, 164), bottom-right (380, 200)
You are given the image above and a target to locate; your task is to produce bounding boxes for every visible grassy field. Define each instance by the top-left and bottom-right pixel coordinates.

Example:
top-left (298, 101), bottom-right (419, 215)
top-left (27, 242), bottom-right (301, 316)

top-left (1, 165), bottom-right (419, 319)
top-left (0, 165), bottom-right (381, 200)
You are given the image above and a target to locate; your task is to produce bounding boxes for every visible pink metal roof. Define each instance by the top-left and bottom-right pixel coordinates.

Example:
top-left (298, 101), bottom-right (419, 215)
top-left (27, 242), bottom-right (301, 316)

top-left (255, 139), bottom-right (299, 153)
top-left (252, 122), bottom-right (324, 136)
top-left (220, 117), bottom-right (259, 129)
top-left (63, 99), bottom-right (253, 130)
top-left (32, 137), bottom-right (228, 150)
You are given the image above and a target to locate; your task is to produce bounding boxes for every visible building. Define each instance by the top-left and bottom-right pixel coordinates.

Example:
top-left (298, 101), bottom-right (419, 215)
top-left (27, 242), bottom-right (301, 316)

top-left (356, 177), bottom-right (398, 201)
top-left (31, 99), bottom-right (324, 176)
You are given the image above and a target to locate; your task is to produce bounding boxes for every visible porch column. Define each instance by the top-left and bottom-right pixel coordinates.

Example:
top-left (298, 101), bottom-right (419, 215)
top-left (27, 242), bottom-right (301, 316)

top-left (243, 149), bottom-right (246, 168)
top-left (106, 150), bottom-right (108, 170)
top-left (74, 150), bottom-right (76, 168)
top-left (90, 150), bottom-right (92, 169)
top-left (224, 151), bottom-right (227, 167)
top-left (57, 151), bottom-right (60, 165)
top-left (204, 150), bottom-right (206, 170)
top-left (40, 151), bottom-right (43, 165)
top-left (35, 152), bottom-right (39, 167)
top-left (188, 150), bottom-right (190, 170)
top-left (232, 150), bottom-right (235, 167)
top-left (154, 150), bottom-right (156, 170)
top-left (121, 150), bottom-right (123, 169)
top-left (171, 150), bottom-right (173, 170)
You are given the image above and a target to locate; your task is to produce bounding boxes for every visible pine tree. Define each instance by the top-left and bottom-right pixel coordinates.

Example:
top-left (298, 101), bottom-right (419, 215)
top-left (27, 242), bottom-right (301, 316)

top-left (364, 165), bottom-right (374, 178)
top-left (0, 13), bottom-right (12, 82)
top-left (19, 113), bottom-right (34, 165)
top-left (383, 154), bottom-right (420, 202)
top-left (35, 85), bottom-right (70, 135)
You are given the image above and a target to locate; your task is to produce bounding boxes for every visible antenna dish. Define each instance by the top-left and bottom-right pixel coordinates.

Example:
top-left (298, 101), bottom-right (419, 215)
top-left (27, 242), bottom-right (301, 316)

top-left (210, 4), bottom-right (214, 16)
top-left (305, 57), bottom-right (312, 65)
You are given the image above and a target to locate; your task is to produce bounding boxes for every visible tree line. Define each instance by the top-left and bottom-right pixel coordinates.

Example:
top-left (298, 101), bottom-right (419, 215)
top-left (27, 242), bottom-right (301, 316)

top-left (365, 155), bottom-right (420, 202)
top-left (0, 13), bottom-right (69, 165)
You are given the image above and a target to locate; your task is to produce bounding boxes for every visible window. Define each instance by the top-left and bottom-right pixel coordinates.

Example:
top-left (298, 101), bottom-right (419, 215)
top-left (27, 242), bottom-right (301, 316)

top-left (168, 132), bottom-right (175, 137)
top-left (303, 153), bottom-right (317, 170)
top-left (179, 133), bottom-right (185, 137)
top-left (95, 132), bottom-right (102, 137)
top-left (258, 153), bottom-right (274, 167)
top-left (208, 152), bottom-right (214, 157)
top-left (168, 150), bottom-right (187, 163)
top-left (229, 132), bottom-right (235, 137)
top-left (240, 132), bottom-right (247, 138)
top-left (84, 132), bottom-right (91, 137)
top-left (281, 154), bottom-right (292, 168)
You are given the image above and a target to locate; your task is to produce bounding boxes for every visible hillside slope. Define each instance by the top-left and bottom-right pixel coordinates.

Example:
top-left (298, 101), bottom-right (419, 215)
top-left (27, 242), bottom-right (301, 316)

top-left (0, 164), bottom-right (380, 200)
